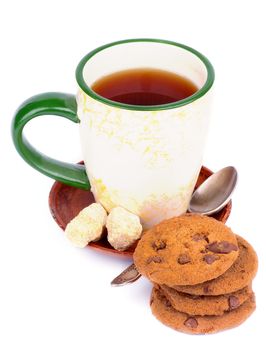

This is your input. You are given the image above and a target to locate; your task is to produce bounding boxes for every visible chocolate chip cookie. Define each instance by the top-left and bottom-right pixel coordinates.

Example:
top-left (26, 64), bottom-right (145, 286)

top-left (172, 235), bottom-right (258, 295)
top-left (150, 287), bottom-right (256, 334)
top-left (158, 284), bottom-right (252, 316)
top-left (133, 214), bottom-right (239, 286)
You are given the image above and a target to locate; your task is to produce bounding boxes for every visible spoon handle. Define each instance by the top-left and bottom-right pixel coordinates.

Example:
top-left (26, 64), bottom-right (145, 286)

top-left (111, 263), bottom-right (141, 286)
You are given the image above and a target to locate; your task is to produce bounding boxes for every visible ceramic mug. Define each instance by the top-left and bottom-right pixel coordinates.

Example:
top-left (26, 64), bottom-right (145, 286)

top-left (12, 39), bottom-right (214, 229)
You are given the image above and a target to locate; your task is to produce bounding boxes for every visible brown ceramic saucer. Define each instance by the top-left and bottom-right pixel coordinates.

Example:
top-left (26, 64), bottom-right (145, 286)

top-left (49, 165), bottom-right (232, 257)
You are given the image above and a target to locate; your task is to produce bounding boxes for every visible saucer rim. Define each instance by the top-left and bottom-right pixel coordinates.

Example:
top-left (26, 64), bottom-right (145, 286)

top-left (49, 165), bottom-right (232, 258)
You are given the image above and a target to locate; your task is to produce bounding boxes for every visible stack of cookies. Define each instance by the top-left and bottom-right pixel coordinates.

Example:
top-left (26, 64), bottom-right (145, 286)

top-left (133, 214), bottom-right (258, 334)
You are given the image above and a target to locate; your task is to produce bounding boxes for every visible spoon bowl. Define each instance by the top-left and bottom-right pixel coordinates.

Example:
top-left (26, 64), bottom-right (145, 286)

top-left (188, 166), bottom-right (237, 215)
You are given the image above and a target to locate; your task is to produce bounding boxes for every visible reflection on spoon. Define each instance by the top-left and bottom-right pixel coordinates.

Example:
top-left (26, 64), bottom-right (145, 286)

top-left (188, 166), bottom-right (237, 215)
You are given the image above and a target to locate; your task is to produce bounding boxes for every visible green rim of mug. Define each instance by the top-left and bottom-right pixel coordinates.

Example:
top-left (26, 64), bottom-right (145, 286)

top-left (75, 38), bottom-right (215, 111)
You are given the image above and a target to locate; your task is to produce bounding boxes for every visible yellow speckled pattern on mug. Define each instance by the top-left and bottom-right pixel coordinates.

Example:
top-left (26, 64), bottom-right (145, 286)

top-left (77, 89), bottom-right (212, 229)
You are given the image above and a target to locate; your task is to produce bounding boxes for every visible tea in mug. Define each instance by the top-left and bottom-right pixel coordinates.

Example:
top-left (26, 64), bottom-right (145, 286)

top-left (91, 68), bottom-right (198, 106)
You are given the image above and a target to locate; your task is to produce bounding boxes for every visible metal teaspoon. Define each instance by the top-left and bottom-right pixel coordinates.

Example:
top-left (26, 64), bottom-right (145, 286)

top-left (111, 166), bottom-right (238, 287)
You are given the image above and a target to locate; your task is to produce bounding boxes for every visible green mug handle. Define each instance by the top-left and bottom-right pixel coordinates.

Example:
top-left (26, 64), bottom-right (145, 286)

top-left (11, 92), bottom-right (90, 190)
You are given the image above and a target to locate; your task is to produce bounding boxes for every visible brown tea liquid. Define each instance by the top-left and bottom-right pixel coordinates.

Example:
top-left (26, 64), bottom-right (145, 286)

top-left (91, 68), bottom-right (198, 106)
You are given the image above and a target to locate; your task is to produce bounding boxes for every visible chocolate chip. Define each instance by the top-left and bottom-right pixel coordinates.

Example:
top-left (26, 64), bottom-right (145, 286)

top-left (206, 241), bottom-right (238, 254)
top-left (203, 254), bottom-right (219, 264)
top-left (150, 297), bottom-right (154, 306)
top-left (146, 256), bottom-right (162, 264)
top-left (177, 254), bottom-right (191, 264)
top-left (184, 317), bottom-right (198, 328)
top-left (228, 296), bottom-right (240, 310)
top-left (192, 233), bottom-right (209, 243)
top-left (152, 239), bottom-right (166, 251)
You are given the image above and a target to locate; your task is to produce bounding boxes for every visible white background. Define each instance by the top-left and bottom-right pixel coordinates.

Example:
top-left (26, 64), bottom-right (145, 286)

top-left (1, 1), bottom-right (265, 349)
